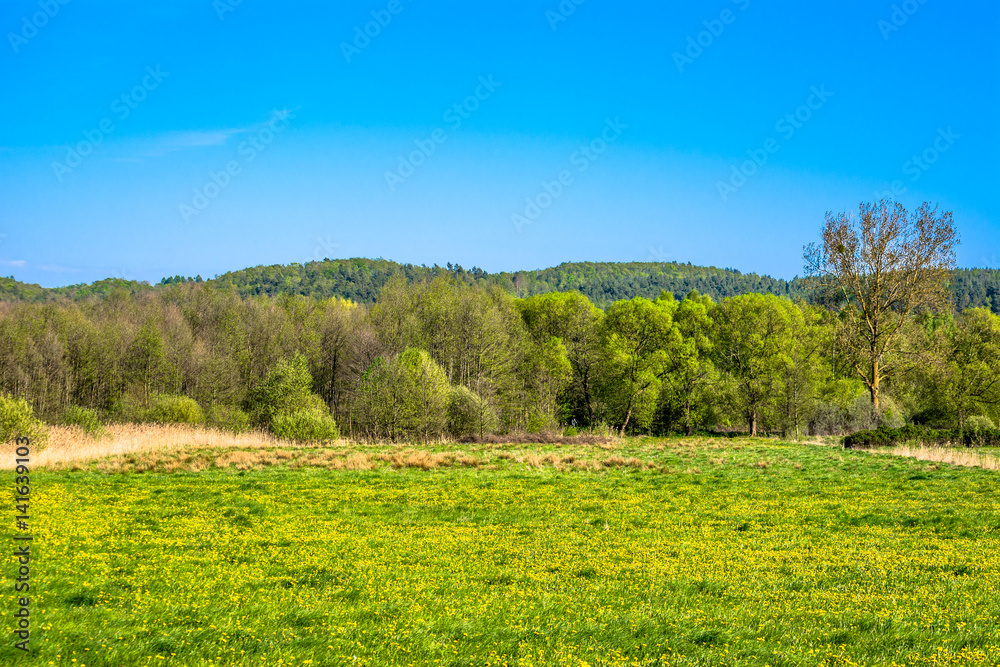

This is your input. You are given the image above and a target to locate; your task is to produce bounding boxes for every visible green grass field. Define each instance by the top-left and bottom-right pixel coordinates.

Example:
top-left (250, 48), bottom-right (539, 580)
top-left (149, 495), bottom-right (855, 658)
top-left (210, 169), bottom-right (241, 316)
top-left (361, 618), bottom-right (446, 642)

top-left (8, 437), bottom-right (1000, 666)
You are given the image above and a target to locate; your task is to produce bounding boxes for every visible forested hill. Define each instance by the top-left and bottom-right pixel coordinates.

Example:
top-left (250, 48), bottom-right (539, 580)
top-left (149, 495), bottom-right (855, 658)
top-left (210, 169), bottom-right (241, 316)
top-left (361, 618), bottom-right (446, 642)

top-left (211, 260), bottom-right (807, 306)
top-left (1, 259), bottom-right (998, 312)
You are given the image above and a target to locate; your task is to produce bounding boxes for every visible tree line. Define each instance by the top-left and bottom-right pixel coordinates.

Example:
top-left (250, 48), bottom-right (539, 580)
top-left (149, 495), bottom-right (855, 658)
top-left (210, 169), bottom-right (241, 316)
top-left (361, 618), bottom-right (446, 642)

top-left (1, 275), bottom-right (996, 440)
top-left (3, 259), bottom-right (998, 313)
top-left (2, 201), bottom-right (996, 441)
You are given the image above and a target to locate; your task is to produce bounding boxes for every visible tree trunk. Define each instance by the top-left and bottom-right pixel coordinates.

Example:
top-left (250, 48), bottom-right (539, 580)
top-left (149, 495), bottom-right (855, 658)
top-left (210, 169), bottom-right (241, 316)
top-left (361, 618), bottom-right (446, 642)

top-left (620, 406), bottom-right (632, 437)
top-left (685, 400), bottom-right (692, 436)
top-left (870, 359), bottom-right (880, 411)
top-left (750, 411), bottom-right (757, 437)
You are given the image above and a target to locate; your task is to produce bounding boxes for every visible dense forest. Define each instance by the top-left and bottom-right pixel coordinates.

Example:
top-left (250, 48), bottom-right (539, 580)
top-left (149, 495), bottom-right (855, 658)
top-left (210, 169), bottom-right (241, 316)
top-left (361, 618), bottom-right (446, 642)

top-left (1, 272), bottom-right (998, 441)
top-left (2, 259), bottom-right (998, 312)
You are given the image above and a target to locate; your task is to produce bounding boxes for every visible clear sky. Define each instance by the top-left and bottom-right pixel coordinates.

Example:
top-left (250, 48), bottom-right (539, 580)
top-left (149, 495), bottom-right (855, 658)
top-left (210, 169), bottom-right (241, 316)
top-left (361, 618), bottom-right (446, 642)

top-left (1, 0), bottom-right (997, 287)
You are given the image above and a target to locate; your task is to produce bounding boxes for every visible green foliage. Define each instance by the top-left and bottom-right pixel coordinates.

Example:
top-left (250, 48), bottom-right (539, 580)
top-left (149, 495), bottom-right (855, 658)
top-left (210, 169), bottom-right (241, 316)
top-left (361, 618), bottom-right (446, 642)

top-left (597, 296), bottom-right (678, 434)
top-left (3, 260), bottom-right (999, 314)
top-left (516, 291), bottom-right (603, 426)
top-left (246, 354), bottom-right (324, 428)
top-left (271, 407), bottom-right (340, 443)
top-left (711, 294), bottom-right (803, 436)
top-left (355, 348), bottom-right (451, 441)
top-left (966, 415), bottom-right (996, 432)
top-left (60, 405), bottom-right (108, 438)
top-left (206, 405), bottom-right (251, 434)
top-left (447, 385), bottom-right (499, 439)
top-left (0, 393), bottom-right (48, 446)
top-left (147, 394), bottom-right (205, 425)
top-left (844, 424), bottom-right (1000, 448)
top-left (656, 291), bottom-right (717, 435)
top-left (0, 256), bottom-right (996, 442)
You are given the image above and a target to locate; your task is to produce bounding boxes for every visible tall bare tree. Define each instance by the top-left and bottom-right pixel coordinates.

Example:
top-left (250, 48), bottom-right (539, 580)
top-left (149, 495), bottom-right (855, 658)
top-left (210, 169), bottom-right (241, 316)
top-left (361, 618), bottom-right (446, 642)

top-left (804, 200), bottom-right (958, 410)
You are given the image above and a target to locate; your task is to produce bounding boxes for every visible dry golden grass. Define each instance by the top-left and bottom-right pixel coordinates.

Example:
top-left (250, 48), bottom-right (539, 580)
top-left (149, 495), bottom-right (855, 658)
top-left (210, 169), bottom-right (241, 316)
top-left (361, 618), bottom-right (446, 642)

top-left (3, 423), bottom-right (855, 475)
top-left (877, 445), bottom-right (1000, 471)
top-left (1, 423), bottom-right (289, 470)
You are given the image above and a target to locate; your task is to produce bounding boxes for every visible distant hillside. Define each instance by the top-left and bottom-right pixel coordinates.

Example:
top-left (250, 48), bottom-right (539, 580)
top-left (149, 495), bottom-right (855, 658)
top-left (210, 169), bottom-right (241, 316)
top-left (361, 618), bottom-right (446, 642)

top-left (2, 259), bottom-right (997, 312)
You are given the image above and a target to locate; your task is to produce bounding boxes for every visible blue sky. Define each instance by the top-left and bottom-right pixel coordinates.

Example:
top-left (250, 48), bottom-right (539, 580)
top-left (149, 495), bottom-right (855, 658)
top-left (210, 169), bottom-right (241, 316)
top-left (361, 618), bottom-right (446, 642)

top-left (1, 0), bottom-right (997, 287)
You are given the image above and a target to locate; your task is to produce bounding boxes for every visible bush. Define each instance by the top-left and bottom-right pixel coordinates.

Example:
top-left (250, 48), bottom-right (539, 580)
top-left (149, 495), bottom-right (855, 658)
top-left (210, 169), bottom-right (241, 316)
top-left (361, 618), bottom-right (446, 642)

top-left (966, 415), bottom-right (996, 432)
top-left (271, 407), bottom-right (339, 443)
top-left (527, 410), bottom-right (558, 434)
top-left (245, 354), bottom-right (319, 428)
top-left (355, 349), bottom-right (451, 441)
top-left (843, 424), bottom-right (1000, 449)
top-left (447, 385), bottom-right (498, 439)
top-left (104, 395), bottom-right (147, 423)
top-left (563, 426), bottom-right (580, 437)
top-left (147, 394), bottom-right (205, 425)
top-left (206, 405), bottom-right (251, 434)
top-left (0, 393), bottom-right (48, 447)
top-left (60, 405), bottom-right (108, 438)
top-left (966, 416), bottom-right (999, 447)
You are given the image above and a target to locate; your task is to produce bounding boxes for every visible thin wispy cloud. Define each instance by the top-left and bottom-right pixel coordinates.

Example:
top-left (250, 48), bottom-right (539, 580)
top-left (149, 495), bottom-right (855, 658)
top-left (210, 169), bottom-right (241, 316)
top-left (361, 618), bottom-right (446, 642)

top-left (0, 260), bottom-right (27, 268)
top-left (127, 111), bottom-right (297, 160)
top-left (139, 128), bottom-right (247, 157)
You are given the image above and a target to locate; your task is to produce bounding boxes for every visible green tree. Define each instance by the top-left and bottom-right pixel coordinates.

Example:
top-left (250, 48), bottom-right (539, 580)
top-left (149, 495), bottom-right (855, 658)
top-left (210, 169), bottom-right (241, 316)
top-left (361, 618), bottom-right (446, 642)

top-left (123, 322), bottom-right (168, 407)
top-left (658, 291), bottom-right (716, 435)
top-left (712, 294), bottom-right (802, 436)
top-left (245, 353), bottom-right (327, 429)
top-left (942, 308), bottom-right (1000, 427)
top-left (354, 348), bottom-right (450, 441)
top-left (804, 200), bottom-right (958, 409)
top-left (517, 292), bottom-right (602, 425)
top-left (447, 385), bottom-right (498, 438)
top-left (597, 295), bottom-right (678, 435)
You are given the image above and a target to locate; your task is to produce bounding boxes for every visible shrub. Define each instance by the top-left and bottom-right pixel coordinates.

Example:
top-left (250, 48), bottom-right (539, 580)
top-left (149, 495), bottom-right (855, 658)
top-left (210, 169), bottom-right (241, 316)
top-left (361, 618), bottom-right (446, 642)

top-left (966, 416), bottom-right (1000, 447)
top-left (104, 395), bottom-right (147, 423)
top-left (563, 426), bottom-right (580, 437)
top-left (843, 424), bottom-right (1000, 449)
top-left (206, 405), bottom-right (251, 434)
top-left (60, 405), bottom-right (108, 438)
top-left (271, 407), bottom-right (339, 443)
top-left (147, 394), bottom-right (205, 425)
top-left (527, 410), bottom-right (558, 434)
top-left (966, 415), bottom-right (996, 432)
top-left (246, 354), bottom-right (324, 428)
top-left (0, 393), bottom-right (48, 447)
top-left (355, 349), bottom-right (451, 441)
top-left (447, 385), bottom-right (499, 439)
top-left (809, 401), bottom-right (848, 436)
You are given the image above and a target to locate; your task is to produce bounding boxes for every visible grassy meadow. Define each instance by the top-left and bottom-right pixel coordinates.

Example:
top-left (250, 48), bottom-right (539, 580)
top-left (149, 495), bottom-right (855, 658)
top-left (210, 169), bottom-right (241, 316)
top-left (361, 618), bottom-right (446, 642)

top-left (6, 431), bottom-right (1000, 666)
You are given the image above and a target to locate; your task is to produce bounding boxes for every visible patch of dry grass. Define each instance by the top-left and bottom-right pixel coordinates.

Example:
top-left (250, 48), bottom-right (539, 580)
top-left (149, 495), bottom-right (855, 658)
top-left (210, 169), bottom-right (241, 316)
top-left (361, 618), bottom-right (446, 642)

top-left (4, 423), bottom-right (755, 475)
top-left (1, 423), bottom-right (288, 470)
top-left (878, 445), bottom-right (1000, 471)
